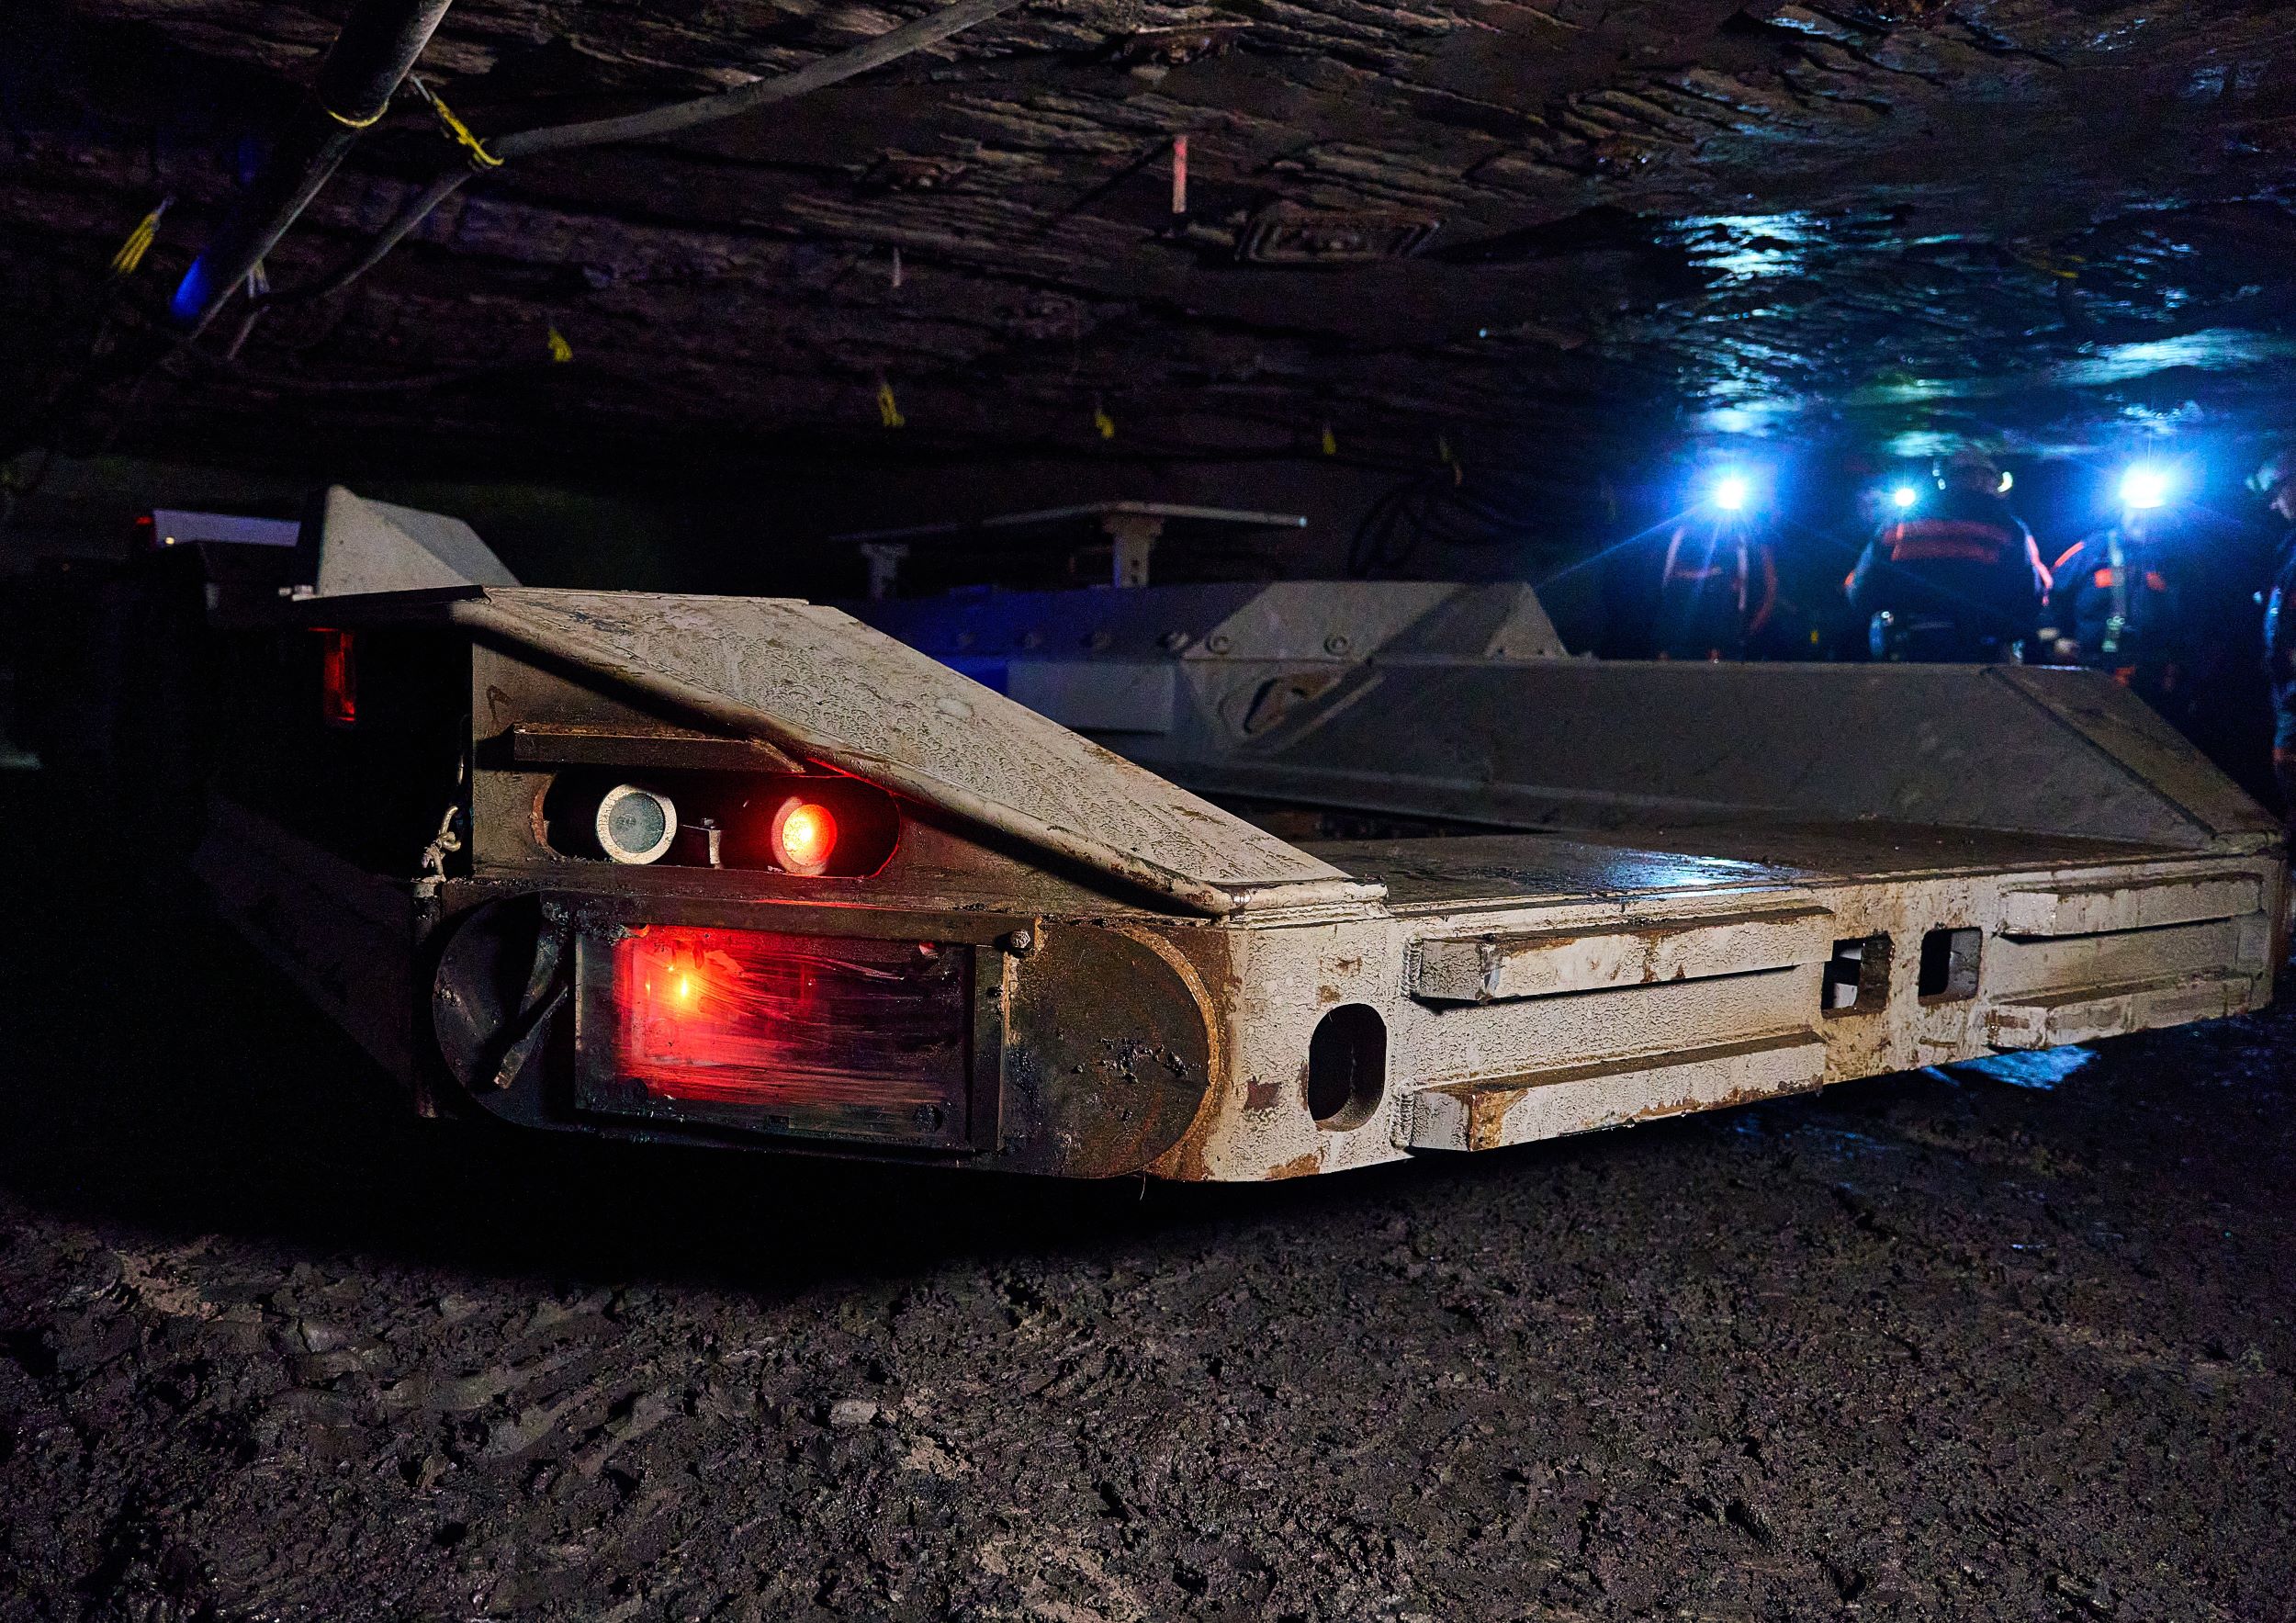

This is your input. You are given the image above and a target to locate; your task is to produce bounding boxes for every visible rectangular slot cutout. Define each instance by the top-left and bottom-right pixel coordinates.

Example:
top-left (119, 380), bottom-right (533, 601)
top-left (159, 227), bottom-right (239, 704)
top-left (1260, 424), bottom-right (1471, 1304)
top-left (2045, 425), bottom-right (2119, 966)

top-left (1822, 933), bottom-right (1891, 1016)
top-left (1918, 927), bottom-right (1982, 1002)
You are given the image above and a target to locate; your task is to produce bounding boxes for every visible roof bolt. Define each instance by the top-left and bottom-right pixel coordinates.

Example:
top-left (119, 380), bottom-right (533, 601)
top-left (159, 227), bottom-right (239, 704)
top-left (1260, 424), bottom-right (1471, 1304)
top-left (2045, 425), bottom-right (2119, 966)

top-left (1324, 633), bottom-right (1352, 655)
top-left (1004, 927), bottom-right (1037, 955)
top-left (1160, 630), bottom-right (1191, 651)
top-left (1206, 632), bottom-right (1233, 654)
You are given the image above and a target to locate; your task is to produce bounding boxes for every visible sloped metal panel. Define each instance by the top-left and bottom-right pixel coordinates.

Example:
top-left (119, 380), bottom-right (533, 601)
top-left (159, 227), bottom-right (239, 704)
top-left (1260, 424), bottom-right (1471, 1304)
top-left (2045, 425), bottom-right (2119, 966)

top-left (1990, 666), bottom-right (2278, 851)
top-left (1129, 659), bottom-right (2278, 852)
top-left (308, 486), bottom-right (520, 597)
top-left (1005, 660), bottom-right (1178, 734)
top-left (450, 589), bottom-right (1379, 917)
top-left (864, 583), bottom-right (2273, 854)
top-left (852, 580), bottom-right (1567, 672)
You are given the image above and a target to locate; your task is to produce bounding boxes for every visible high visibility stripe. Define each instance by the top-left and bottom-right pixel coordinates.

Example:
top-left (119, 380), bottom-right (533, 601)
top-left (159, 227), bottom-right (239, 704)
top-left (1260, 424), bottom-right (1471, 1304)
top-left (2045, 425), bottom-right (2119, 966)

top-left (1889, 518), bottom-right (2017, 546)
top-left (1885, 517), bottom-right (2017, 565)
top-left (1890, 536), bottom-right (2006, 564)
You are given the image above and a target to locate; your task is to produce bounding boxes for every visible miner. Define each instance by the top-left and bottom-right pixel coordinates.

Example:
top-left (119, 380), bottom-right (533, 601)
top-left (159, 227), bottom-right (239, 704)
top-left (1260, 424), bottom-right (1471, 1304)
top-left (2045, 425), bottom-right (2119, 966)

top-left (2253, 447), bottom-right (2296, 819)
top-left (1846, 446), bottom-right (2050, 661)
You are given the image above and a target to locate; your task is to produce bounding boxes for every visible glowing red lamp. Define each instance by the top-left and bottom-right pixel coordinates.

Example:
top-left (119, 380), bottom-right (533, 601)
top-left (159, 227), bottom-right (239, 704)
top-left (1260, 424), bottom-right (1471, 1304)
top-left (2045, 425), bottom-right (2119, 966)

top-left (317, 628), bottom-right (356, 727)
top-left (771, 797), bottom-right (838, 875)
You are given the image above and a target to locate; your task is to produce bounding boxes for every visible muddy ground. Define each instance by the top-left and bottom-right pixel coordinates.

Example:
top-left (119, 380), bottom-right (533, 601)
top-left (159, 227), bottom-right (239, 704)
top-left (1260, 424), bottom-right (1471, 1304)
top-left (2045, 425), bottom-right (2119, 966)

top-left (2, 862), bottom-right (2292, 1622)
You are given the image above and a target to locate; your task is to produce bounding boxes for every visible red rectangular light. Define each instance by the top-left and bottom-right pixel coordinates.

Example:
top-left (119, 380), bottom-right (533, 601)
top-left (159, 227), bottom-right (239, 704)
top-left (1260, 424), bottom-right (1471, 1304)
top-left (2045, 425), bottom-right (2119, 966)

top-left (317, 628), bottom-right (356, 727)
top-left (581, 925), bottom-right (975, 1147)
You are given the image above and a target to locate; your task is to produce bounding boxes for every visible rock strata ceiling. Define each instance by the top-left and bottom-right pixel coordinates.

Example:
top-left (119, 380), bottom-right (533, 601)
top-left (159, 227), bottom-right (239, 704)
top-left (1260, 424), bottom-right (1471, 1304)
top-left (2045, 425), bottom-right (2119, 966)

top-left (6, 0), bottom-right (2296, 483)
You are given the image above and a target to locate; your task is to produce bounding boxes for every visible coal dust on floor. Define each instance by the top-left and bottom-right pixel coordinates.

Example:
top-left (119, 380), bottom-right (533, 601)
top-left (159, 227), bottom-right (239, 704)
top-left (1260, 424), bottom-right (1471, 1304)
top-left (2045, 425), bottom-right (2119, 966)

top-left (0, 837), bottom-right (2290, 1619)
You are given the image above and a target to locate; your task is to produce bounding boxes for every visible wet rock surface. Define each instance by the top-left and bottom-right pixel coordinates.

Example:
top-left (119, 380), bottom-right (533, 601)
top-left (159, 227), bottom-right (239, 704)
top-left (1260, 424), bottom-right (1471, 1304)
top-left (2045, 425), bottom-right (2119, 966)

top-left (3, 881), bottom-right (2293, 1619)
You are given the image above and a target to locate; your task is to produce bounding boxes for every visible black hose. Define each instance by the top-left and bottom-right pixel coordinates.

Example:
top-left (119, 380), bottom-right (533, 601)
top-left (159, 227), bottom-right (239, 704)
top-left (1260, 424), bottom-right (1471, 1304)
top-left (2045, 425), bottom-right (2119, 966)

top-left (276, 0), bottom-right (1033, 309)
top-left (490, 0), bottom-right (1029, 158)
top-left (319, 0), bottom-right (459, 124)
top-left (282, 167), bottom-right (474, 306)
top-left (1346, 468), bottom-right (1540, 574)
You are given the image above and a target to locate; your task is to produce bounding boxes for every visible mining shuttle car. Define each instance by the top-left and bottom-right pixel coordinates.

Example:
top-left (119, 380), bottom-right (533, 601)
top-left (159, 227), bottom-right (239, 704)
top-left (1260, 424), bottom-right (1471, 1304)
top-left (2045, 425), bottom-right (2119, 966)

top-left (65, 489), bottom-right (2288, 1181)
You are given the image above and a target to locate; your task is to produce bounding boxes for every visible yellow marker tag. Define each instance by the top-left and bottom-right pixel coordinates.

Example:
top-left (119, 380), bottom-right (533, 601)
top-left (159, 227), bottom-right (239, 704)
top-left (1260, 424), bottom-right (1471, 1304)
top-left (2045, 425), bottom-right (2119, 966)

top-left (1093, 405), bottom-right (1116, 440)
top-left (1321, 423), bottom-right (1337, 456)
top-left (416, 79), bottom-right (503, 169)
top-left (877, 381), bottom-right (906, 429)
top-left (108, 205), bottom-right (166, 277)
top-left (546, 327), bottom-right (573, 363)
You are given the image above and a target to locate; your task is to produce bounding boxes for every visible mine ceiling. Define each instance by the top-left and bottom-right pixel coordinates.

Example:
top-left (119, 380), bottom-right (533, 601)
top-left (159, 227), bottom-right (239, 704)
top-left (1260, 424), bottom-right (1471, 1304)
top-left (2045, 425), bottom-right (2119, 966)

top-left (8, 0), bottom-right (2296, 491)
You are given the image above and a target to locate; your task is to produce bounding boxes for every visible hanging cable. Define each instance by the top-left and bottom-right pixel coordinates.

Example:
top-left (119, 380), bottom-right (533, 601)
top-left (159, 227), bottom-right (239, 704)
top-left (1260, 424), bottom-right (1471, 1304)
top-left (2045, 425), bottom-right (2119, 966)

top-left (169, 0), bottom-right (456, 331)
top-left (270, 0), bottom-right (1033, 310)
top-left (3, 0), bottom-right (1035, 464)
top-left (493, 0), bottom-right (1024, 158)
top-left (1346, 467), bottom-right (1548, 576)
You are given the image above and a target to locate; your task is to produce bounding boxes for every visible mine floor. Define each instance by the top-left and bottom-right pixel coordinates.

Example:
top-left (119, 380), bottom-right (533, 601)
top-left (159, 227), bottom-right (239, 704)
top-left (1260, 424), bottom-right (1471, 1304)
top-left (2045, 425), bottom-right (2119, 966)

top-left (2, 828), bottom-right (2291, 1620)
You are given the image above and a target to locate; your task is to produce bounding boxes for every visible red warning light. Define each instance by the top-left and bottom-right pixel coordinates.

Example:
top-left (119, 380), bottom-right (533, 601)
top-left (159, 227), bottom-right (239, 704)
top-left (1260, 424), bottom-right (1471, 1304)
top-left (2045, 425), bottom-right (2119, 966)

top-left (771, 797), bottom-right (838, 875)
top-left (592, 925), bottom-right (973, 1145)
top-left (317, 628), bottom-right (357, 727)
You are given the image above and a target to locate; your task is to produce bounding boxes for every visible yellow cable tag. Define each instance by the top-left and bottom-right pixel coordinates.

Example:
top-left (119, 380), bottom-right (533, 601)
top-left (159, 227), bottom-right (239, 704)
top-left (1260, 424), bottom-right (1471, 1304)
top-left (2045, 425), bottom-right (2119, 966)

top-left (108, 200), bottom-right (168, 277)
top-left (1320, 423), bottom-right (1337, 456)
top-left (546, 327), bottom-right (573, 363)
top-left (411, 76), bottom-right (503, 169)
top-left (877, 381), bottom-right (906, 429)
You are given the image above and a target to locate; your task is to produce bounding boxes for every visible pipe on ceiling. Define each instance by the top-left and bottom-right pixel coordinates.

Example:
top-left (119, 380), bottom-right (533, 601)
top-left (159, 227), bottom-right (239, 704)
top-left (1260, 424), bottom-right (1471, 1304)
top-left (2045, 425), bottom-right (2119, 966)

top-left (278, 0), bottom-right (1034, 309)
top-left (168, 0), bottom-right (455, 332)
top-left (490, 0), bottom-right (1028, 159)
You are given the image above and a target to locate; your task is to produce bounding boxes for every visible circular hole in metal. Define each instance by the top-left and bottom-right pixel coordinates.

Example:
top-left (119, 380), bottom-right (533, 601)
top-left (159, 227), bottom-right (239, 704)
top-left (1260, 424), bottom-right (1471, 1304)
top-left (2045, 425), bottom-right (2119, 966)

top-left (1305, 1004), bottom-right (1387, 1130)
